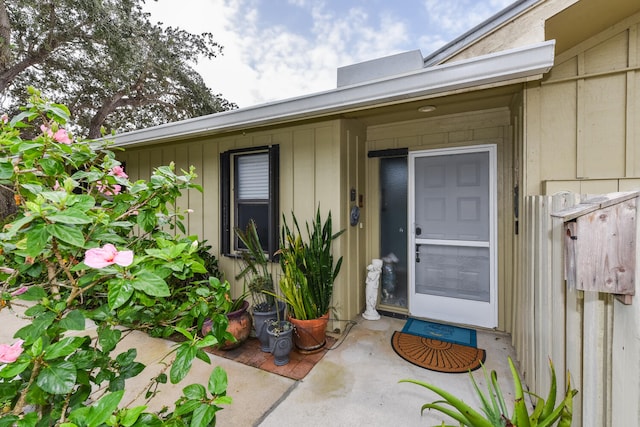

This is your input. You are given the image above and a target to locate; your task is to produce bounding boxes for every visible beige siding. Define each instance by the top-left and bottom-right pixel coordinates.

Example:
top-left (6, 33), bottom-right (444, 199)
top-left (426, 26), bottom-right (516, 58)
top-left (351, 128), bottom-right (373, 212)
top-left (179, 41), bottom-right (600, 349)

top-left (118, 119), bottom-right (367, 328)
top-left (366, 108), bottom-right (514, 330)
top-left (515, 12), bottom-right (640, 426)
top-left (445, 0), bottom-right (578, 64)
top-left (526, 13), bottom-right (640, 195)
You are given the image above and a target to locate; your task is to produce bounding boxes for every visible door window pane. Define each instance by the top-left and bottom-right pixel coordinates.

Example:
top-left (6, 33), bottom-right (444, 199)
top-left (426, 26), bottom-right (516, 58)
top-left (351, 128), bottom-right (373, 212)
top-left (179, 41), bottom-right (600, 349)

top-left (414, 152), bottom-right (489, 241)
top-left (415, 244), bottom-right (490, 302)
top-left (379, 157), bottom-right (408, 308)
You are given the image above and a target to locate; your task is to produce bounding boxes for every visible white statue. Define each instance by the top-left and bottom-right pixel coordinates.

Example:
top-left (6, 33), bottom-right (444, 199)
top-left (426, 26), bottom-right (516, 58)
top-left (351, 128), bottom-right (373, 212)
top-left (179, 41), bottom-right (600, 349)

top-left (362, 259), bottom-right (382, 320)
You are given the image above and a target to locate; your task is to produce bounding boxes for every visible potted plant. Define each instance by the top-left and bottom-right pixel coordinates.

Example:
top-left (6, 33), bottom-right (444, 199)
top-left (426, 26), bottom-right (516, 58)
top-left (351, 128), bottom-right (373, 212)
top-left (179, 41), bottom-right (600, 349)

top-left (266, 318), bottom-right (294, 366)
top-left (235, 219), bottom-right (286, 351)
top-left (276, 206), bottom-right (344, 352)
top-left (201, 276), bottom-right (252, 350)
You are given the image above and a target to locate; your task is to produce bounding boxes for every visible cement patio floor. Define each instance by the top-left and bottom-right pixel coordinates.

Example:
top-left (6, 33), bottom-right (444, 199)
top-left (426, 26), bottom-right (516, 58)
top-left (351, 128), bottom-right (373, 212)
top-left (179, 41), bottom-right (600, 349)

top-left (1, 307), bottom-right (519, 426)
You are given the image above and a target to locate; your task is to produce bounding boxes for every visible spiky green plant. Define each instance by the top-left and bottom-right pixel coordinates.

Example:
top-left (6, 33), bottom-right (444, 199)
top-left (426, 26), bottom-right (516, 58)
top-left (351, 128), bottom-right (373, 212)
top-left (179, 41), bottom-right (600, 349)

top-left (274, 206), bottom-right (344, 320)
top-left (400, 357), bottom-right (577, 427)
top-left (303, 206), bottom-right (344, 316)
top-left (234, 219), bottom-right (275, 311)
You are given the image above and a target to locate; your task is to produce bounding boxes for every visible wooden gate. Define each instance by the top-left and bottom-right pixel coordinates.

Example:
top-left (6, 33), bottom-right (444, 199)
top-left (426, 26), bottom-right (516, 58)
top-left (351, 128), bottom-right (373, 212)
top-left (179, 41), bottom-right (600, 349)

top-left (513, 192), bottom-right (639, 427)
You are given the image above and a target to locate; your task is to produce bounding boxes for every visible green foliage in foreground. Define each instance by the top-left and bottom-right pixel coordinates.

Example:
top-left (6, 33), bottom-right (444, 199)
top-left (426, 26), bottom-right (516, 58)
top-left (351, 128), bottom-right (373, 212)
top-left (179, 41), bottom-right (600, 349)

top-left (0, 88), bottom-right (231, 426)
top-left (400, 357), bottom-right (578, 427)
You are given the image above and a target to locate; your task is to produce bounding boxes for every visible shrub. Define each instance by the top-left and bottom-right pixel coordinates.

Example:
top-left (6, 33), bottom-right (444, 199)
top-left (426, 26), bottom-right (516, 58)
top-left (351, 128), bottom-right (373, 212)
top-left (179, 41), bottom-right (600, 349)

top-left (0, 88), bottom-right (231, 426)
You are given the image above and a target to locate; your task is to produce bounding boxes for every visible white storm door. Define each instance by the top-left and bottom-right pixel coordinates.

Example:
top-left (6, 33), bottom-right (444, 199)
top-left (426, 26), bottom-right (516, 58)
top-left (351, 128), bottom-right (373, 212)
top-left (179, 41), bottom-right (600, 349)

top-left (408, 145), bottom-right (497, 328)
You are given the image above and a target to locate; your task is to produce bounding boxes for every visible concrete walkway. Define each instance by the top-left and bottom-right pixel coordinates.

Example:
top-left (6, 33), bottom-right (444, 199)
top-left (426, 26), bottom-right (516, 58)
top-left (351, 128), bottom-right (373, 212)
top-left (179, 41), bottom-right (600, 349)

top-left (1, 306), bottom-right (519, 426)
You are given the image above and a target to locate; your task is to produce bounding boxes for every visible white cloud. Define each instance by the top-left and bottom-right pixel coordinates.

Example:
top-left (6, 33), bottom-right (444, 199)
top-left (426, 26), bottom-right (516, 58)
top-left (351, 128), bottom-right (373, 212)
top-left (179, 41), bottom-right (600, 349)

top-left (145, 0), bottom-right (515, 108)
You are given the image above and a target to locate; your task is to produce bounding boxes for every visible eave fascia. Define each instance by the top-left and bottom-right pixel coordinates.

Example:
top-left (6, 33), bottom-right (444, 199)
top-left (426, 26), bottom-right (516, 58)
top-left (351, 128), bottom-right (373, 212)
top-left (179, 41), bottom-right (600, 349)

top-left (112, 40), bottom-right (555, 148)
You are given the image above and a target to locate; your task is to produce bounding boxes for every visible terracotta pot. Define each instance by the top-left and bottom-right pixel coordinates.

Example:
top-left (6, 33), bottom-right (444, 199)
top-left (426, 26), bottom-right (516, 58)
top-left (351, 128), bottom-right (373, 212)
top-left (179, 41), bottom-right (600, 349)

top-left (202, 300), bottom-right (252, 350)
top-left (288, 312), bottom-right (329, 353)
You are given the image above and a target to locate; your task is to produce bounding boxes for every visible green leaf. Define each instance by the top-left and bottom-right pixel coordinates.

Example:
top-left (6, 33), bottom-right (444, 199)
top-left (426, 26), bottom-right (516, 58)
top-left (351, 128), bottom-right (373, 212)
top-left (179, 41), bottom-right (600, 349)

top-left (120, 406), bottom-right (147, 427)
top-left (509, 357), bottom-right (531, 427)
top-left (174, 399), bottom-right (200, 416)
top-left (15, 412), bottom-right (38, 427)
top-left (214, 396), bottom-right (233, 407)
top-left (98, 327), bottom-right (122, 353)
top-left (19, 286), bottom-right (46, 301)
top-left (137, 210), bottom-right (156, 232)
top-left (59, 310), bottom-right (86, 330)
top-left (68, 194), bottom-right (96, 211)
top-left (48, 223), bottom-right (85, 247)
top-left (25, 224), bottom-right (49, 257)
top-left (0, 161), bottom-right (13, 179)
top-left (40, 191), bottom-right (68, 204)
top-left (47, 103), bottom-right (71, 122)
top-left (190, 404), bottom-right (217, 427)
top-left (0, 416), bottom-right (20, 427)
top-left (39, 158), bottom-right (64, 176)
top-left (2, 215), bottom-right (34, 239)
top-left (0, 361), bottom-right (30, 378)
top-left (170, 343), bottom-right (197, 384)
top-left (399, 378), bottom-right (493, 427)
top-left (182, 384), bottom-right (207, 400)
top-left (15, 311), bottom-right (55, 343)
top-left (173, 327), bottom-right (194, 341)
top-left (30, 337), bottom-right (43, 357)
top-left (208, 366), bottom-right (228, 396)
top-left (47, 209), bottom-right (93, 225)
top-left (540, 359), bottom-right (557, 421)
top-left (108, 279), bottom-right (134, 310)
top-left (86, 390), bottom-right (124, 427)
top-left (197, 335), bottom-right (219, 349)
top-left (44, 337), bottom-right (85, 360)
top-left (37, 360), bottom-right (77, 394)
top-left (132, 271), bottom-right (170, 297)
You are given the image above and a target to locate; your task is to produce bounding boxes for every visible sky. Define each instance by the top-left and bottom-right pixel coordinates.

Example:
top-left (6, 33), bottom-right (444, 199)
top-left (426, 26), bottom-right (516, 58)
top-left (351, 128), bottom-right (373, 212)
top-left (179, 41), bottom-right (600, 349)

top-left (143, 0), bottom-right (516, 108)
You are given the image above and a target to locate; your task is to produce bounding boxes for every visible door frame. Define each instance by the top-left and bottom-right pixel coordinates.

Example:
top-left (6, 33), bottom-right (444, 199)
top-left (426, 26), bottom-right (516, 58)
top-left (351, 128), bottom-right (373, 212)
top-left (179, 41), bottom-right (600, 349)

top-left (408, 144), bottom-right (498, 328)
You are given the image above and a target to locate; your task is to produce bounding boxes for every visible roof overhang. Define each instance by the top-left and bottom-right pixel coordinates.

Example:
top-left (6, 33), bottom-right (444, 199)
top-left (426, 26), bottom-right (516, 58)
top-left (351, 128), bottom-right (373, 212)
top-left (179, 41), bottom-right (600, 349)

top-left (112, 40), bottom-right (556, 148)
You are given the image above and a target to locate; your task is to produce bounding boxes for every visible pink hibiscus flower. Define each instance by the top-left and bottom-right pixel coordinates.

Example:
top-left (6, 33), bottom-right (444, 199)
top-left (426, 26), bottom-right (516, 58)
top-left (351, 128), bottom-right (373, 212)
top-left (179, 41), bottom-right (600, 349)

top-left (40, 125), bottom-right (72, 144)
top-left (84, 244), bottom-right (133, 269)
top-left (53, 129), bottom-right (72, 144)
top-left (0, 339), bottom-right (24, 364)
top-left (109, 165), bottom-right (128, 179)
top-left (96, 181), bottom-right (121, 196)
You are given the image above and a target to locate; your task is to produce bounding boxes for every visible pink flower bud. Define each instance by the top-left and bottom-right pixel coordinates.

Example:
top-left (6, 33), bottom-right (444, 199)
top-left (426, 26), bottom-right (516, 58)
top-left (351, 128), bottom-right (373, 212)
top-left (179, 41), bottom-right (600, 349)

top-left (10, 286), bottom-right (27, 296)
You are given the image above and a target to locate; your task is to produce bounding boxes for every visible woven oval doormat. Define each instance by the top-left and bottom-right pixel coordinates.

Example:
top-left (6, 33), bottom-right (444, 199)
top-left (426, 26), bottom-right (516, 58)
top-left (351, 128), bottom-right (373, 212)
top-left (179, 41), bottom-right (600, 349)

top-left (391, 331), bottom-right (486, 373)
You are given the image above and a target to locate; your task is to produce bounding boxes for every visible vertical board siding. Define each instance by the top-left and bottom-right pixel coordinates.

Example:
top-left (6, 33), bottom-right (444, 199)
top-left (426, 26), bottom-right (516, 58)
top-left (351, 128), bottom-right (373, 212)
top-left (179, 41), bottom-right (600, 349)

top-left (117, 120), bottom-right (358, 323)
top-left (516, 192), bottom-right (640, 427)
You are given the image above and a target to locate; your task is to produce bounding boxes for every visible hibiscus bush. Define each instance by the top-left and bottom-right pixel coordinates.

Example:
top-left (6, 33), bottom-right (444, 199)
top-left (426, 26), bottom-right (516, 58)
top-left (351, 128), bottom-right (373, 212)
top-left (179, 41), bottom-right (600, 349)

top-left (0, 88), bottom-right (232, 426)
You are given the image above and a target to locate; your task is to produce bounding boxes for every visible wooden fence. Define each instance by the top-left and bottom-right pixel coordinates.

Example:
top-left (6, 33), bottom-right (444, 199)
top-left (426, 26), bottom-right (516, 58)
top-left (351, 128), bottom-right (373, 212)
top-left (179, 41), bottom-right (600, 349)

top-left (513, 192), bottom-right (639, 427)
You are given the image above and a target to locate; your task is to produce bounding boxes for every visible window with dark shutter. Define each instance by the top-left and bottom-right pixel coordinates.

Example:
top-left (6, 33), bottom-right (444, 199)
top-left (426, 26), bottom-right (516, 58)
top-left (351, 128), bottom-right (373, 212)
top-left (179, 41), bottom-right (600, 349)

top-left (220, 145), bottom-right (279, 260)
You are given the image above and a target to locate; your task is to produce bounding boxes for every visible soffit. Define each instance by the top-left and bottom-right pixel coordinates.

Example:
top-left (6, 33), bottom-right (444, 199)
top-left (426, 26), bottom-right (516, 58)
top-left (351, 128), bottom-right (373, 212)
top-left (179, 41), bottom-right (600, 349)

top-left (546, 0), bottom-right (640, 54)
top-left (343, 84), bottom-right (520, 126)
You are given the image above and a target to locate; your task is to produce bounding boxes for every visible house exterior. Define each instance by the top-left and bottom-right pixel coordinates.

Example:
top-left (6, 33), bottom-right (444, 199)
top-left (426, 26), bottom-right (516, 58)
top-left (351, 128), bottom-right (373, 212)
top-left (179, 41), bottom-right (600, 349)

top-left (113, 0), bottom-right (640, 424)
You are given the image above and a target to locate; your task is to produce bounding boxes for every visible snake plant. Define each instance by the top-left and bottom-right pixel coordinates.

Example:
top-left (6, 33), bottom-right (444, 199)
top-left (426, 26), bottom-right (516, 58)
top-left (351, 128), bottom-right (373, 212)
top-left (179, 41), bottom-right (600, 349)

top-left (400, 357), bottom-right (577, 427)
top-left (273, 206), bottom-right (344, 320)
